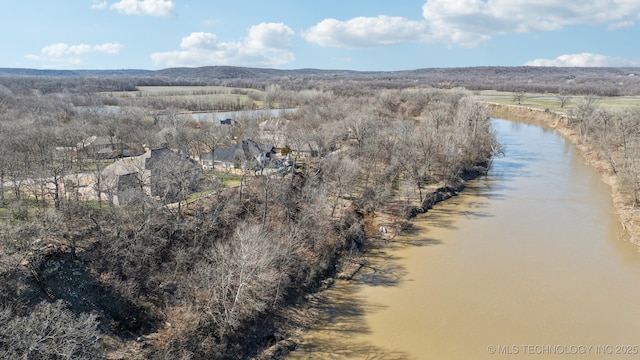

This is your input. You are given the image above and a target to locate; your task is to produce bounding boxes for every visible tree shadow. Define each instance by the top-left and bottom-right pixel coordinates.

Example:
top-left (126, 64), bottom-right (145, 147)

top-left (414, 192), bottom-right (498, 232)
top-left (294, 338), bottom-right (415, 359)
top-left (34, 251), bottom-right (156, 337)
top-left (356, 258), bottom-right (407, 288)
top-left (467, 181), bottom-right (511, 201)
top-left (292, 283), bottom-right (415, 360)
top-left (381, 224), bottom-right (444, 246)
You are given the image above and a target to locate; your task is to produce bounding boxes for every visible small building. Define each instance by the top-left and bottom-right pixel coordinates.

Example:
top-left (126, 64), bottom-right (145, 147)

top-left (200, 139), bottom-right (276, 173)
top-left (219, 118), bottom-right (236, 126)
top-left (77, 135), bottom-right (143, 160)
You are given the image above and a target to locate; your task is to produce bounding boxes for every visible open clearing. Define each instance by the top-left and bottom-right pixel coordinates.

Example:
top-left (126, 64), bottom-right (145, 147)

top-left (477, 90), bottom-right (640, 112)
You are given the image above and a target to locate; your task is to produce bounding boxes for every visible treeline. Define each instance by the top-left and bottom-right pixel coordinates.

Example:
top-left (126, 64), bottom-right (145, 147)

top-left (0, 76), bottom-right (139, 95)
top-left (565, 99), bottom-right (640, 209)
top-left (2, 65), bottom-right (640, 97)
top-left (0, 83), bottom-right (497, 358)
top-left (108, 93), bottom-right (260, 112)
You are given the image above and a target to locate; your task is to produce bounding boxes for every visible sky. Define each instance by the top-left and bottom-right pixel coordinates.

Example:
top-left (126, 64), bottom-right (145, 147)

top-left (1, 0), bottom-right (640, 71)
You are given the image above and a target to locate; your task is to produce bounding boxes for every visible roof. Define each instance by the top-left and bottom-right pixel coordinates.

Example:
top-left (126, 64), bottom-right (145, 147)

top-left (211, 147), bottom-right (242, 164)
top-left (100, 147), bottom-right (200, 194)
top-left (99, 150), bottom-right (151, 191)
top-left (201, 139), bottom-right (275, 164)
top-left (145, 147), bottom-right (182, 169)
top-left (77, 135), bottom-right (117, 148)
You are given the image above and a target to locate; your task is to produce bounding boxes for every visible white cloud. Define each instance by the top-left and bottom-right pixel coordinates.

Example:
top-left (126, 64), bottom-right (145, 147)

top-left (39, 42), bottom-right (123, 57)
top-left (151, 23), bottom-right (295, 68)
top-left (180, 32), bottom-right (218, 50)
top-left (110, 0), bottom-right (175, 17)
top-left (91, 0), bottom-right (107, 10)
top-left (246, 23), bottom-right (296, 50)
top-left (421, 0), bottom-right (640, 46)
top-left (302, 15), bottom-right (427, 48)
top-left (524, 53), bottom-right (640, 67)
top-left (303, 1), bottom-right (640, 48)
top-left (41, 43), bottom-right (74, 57)
top-left (27, 42), bottom-right (123, 65)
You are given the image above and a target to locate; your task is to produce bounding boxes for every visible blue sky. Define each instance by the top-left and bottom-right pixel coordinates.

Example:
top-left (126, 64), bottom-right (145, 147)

top-left (1, 0), bottom-right (639, 70)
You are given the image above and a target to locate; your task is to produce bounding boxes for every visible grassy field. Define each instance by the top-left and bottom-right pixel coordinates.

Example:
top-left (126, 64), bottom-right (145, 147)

top-left (477, 90), bottom-right (640, 112)
top-left (213, 172), bottom-right (243, 187)
top-left (101, 85), bottom-right (266, 109)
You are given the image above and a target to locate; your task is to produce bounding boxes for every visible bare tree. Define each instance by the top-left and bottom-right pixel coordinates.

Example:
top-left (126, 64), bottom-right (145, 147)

top-left (394, 119), bottom-right (434, 203)
top-left (512, 90), bottom-right (526, 105)
top-left (573, 95), bottom-right (600, 141)
top-left (190, 223), bottom-right (285, 336)
top-left (556, 90), bottom-right (572, 109)
top-left (320, 154), bottom-right (361, 217)
top-left (0, 301), bottom-right (101, 360)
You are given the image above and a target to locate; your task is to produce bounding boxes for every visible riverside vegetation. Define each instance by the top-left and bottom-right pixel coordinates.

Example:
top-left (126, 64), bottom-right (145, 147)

top-left (0, 74), bottom-right (498, 359)
top-left (2, 66), bottom-right (640, 359)
top-left (488, 94), bottom-right (640, 245)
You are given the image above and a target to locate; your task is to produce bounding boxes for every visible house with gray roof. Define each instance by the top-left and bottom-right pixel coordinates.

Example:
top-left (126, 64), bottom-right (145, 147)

top-left (200, 139), bottom-right (276, 173)
top-left (77, 135), bottom-right (143, 160)
top-left (100, 147), bottom-right (203, 205)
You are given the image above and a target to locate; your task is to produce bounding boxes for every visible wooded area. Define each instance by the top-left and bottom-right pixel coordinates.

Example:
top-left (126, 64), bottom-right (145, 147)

top-left (2, 65), bottom-right (640, 96)
top-left (1, 65), bottom-right (638, 359)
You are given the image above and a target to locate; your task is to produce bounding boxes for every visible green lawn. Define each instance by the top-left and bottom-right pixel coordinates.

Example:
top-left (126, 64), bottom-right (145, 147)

top-left (477, 90), bottom-right (640, 112)
top-left (213, 172), bottom-right (243, 187)
top-left (186, 189), bottom-right (218, 202)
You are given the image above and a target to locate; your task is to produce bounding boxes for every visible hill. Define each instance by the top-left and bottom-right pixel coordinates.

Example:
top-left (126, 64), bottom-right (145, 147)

top-left (0, 68), bottom-right (153, 77)
top-left (1, 65), bottom-right (640, 95)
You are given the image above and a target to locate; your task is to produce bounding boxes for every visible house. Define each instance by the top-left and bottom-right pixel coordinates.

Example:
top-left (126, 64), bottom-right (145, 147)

top-left (145, 148), bottom-right (203, 202)
top-left (200, 139), bottom-right (276, 173)
top-left (76, 135), bottom-right (143, 160)
top-left (100, 147), bottom-right (203, 205)
top-left (116, 172), bottom-right (146, 205)
top-left (99, 154), bottom-right (149, 205)
top-left (200, 147), bottom-right (240, 171)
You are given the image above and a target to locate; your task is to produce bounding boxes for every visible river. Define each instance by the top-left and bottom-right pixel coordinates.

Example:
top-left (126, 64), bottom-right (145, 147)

top-left (286, 118), bottom-right (640, 359)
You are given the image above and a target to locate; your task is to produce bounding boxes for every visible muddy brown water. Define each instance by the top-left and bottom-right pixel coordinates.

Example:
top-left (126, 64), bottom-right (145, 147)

top-left (287, 119), bottom-right (640, 359)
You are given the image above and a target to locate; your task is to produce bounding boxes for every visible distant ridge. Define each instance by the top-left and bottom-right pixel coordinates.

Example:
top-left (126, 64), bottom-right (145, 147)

top-left (1, 65), bottom-right (639, 96)
top-left (152, 65), bottom-right (377, 80)
top-left (0, 66), bottom-right (372, 79)
top-left (1, 65), bottom-right (638, 80)
top-left (0, 68), bottom-right (153, 77)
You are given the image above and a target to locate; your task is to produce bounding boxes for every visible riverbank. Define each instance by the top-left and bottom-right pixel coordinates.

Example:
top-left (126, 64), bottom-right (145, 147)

top-left (275, 101), bottom-right (638, 358)
top-left (258, 168), bottom-right (487, 359)
top-left (488, 103), bottom-right (640, 245)
top-left (285, 118), bottom-right (640, 359)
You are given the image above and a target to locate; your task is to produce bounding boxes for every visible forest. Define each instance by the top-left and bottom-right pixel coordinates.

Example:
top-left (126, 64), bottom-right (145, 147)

top-left (1, 65), bottom-right (639, 359)
top-left (2, 65), bottom-right (640, 96)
